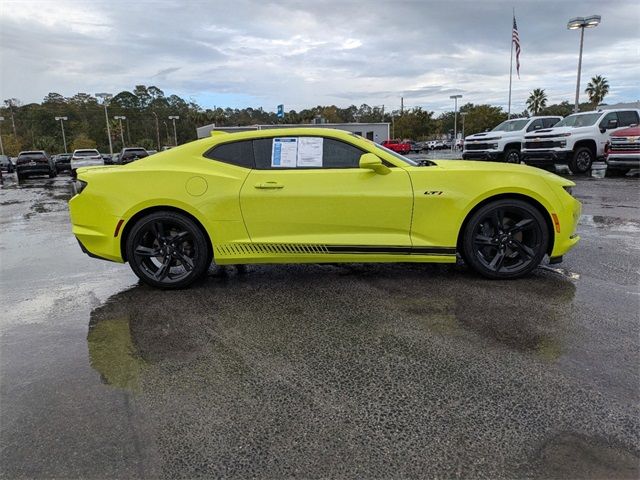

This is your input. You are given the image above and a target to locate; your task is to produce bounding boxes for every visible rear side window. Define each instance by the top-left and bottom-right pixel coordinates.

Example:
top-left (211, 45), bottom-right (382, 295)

top-left (617, 111), bottom-right (639, 127)
top-left (204, 140), bottom-right (254, 169)
top-left (253, 137), bottom-right (364, 169)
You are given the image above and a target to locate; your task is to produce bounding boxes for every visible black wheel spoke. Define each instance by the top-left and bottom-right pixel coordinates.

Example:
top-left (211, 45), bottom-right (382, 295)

top-left (154, 255), bottom-right (172, 280)
top-left (173, 251), bottom-right (194, 271)
top-left (152, 221), bottom-right (165, 240)
top-left (508, 218), bottom-right (533, 234)
top-left (171, 231), bottom-right (190, 244)
top-left (489, 250), bottom-right (506, 271)
top-left (491, 209), bottom-right (504, 232)
top-left (511, 238), bottom-right (535, 259)
top-left (474, 234), bottom-right (495, 247)
top-left (135, 245), bottom-right (160, 257)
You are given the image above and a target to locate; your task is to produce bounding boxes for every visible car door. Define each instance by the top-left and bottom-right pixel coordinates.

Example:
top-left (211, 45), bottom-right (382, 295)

top-left (239, 135), bottom-right (413, 247)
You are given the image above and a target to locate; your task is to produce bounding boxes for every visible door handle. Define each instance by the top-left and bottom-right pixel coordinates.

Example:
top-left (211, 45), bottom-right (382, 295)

top-left (254, 182), bottom-right (284, 189)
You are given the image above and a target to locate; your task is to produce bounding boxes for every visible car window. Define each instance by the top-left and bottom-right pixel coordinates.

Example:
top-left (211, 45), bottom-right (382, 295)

top-left (543, 118), bottom-right (559, 128)
top-left (599, 112), bottom-right (618, 129)
top-left (527, 120), bottom-right (544, 132)
top-left (204, 140), bottom-right (255, 169)
top-left (253, 137), bottom-right (364, 170)
top-left (617, 111), bottom-right (639, 127)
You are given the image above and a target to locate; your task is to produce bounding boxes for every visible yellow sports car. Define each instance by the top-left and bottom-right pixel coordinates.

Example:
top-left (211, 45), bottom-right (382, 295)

top-left (69, 128), bottom-right (580, 288)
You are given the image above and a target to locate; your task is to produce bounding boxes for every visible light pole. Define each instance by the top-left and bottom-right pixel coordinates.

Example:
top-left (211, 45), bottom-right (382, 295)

top-left (168, 115), bottom-right (179, 146)
top-left (55, 116), bottom-right (68, 153)
top-left (567, 15), bottom-right (601, 113)
top-left (450, 94), bottom-right (462, 152)
top-left (460, 112), bottom-right (468, 149)
top-left (95, 93), bottom-right (113, 155)
top-left (114, 116), bottom-right (126, 149)
top-left (0, 116), bottom-right (4, 156)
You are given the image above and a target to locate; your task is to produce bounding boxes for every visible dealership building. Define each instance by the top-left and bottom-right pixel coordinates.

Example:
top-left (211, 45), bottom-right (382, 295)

top-left (196, 122), bottom-right (390, 142)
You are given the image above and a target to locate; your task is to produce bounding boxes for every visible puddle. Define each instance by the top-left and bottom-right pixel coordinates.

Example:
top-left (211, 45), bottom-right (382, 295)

top-left (580, 215), bottom-right (640, 232)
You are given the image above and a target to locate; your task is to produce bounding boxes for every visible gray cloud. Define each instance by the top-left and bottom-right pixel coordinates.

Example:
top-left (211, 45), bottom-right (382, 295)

top-left (1, 0), bottom-right (638, 114)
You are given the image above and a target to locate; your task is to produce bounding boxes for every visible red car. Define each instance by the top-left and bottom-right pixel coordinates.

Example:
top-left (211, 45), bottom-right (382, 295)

top-left (381, 139), bottom-right (411, 154)
top-left (605, 126), bottom-right (640, 174)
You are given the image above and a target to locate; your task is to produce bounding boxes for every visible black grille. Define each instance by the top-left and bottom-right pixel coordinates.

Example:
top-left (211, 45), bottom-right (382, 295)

top-left (524, 141), bottom-right (559, 149)
top-left (464, 143), bottom-right (490, 151)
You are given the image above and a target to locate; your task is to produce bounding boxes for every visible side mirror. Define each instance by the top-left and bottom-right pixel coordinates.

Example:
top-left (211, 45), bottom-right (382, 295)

top-left (359, 153), bottom-right (391, 175)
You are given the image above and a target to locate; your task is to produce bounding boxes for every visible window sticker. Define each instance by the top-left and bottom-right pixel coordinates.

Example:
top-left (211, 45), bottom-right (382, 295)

top-left (296, 137), bottom-right (323, 167)
top-left (271, 137), bottom-right (298, 168)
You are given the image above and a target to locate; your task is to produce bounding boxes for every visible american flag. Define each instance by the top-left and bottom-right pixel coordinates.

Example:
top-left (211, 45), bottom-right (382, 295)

top-left (512, 16), bottom-right (521, 78)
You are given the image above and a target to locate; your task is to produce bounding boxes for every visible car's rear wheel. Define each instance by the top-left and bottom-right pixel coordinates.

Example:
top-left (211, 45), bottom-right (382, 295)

top-left (569, 146), bottom-right (594, 174)
top-left (125, 211), bottom-right (210, 289)
top-left (462, 199), bottom-right (549, 279)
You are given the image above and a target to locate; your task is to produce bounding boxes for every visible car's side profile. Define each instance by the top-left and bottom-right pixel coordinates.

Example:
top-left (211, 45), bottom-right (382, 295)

top-left (69, 128), bottom-right (581, 288)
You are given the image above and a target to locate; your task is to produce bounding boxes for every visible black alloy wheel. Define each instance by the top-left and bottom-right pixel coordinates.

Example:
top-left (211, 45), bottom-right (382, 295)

top-left (569, 146), bottom-right (594, 174)
top-left (126, 211), bottom-right (209, 288)
top-left (504, 148), bottom-right (520, 164)
top-left (462, 199), bottom-right (548, 279)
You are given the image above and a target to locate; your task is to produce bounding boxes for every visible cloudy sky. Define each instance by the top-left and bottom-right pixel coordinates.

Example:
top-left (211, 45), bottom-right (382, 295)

top-left (1, 0), bottom-right (638, 114)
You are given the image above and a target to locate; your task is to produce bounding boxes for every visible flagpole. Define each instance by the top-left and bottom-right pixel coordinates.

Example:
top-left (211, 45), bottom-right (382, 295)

top-left (508, 10), bottom-right (514, 119)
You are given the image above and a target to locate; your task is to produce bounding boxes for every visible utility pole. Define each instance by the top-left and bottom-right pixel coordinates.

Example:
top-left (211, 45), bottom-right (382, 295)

top-left (0, 116), bottom-right (4, 156)
top-left (168, 115), bottom-right (179, 146)
top-left (55, 116), bottom-right (68, 153)
top-left (4, 100), bottom-right (17, 137)
top-left (95, 93), bottom-right (113, 155)
top-left (450, 94), bottom-right (463, 153)
top-left (114, 116), bottom-right (126, 148)
top-left (400, 97), bottom-right (404, 115)
top-left (152, 112), bottom-right (161, 150)
top-left (126, 118), bottom-right (132, 145)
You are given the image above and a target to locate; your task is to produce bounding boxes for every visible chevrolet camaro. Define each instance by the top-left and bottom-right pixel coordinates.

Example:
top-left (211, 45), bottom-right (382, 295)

top-left (68, 128), bottom-right (581, 288)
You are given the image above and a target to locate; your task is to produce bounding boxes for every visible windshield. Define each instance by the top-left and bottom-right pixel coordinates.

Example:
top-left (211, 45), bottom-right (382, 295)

top-left (375, 144), bottom-right (417, 165)
top-left (75, 150), bottom-right (99, 156)
top-left (491, 119), bottom-right (529, 132)
top-left (555, 113), bottom-right (602, 128)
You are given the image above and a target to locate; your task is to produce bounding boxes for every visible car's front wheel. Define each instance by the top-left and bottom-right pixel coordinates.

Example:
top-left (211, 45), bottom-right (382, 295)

top-left (503, 148), bottom-right (520, 164)
top-left (569, 146), bottom-right (594, 174)
top-left (462, 199), bottom-right (549, 279)
top-left (125, 211), bottom-right (210, 289)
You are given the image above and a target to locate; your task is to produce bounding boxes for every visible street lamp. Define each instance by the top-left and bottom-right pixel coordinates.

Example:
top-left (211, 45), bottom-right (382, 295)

top-left (567, 15), bottom-right (601, 113)
top-left (450, 94), bottom-right (462, 152)
top-left (0, 116), bottom-right (4, 156)
top-left (168, 115), bottom-right (179, 146)
top-left (54, 116), bottom-right (68, 153)
top-left (114, 116), bottom-right (126, 148)
top-left (95, 93), bottom-right (114, 155)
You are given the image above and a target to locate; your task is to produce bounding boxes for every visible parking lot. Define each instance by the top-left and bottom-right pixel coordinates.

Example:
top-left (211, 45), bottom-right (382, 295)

top-left (0, 169), bottom-right (638, 478)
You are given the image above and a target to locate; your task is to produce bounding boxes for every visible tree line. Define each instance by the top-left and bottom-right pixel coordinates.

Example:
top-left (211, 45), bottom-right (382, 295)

top-left (0, 81), bottom-right (612, 156)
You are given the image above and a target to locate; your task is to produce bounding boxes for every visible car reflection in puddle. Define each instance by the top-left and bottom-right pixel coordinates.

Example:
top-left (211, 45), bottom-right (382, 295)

top-left (87, 264), bottom-right (576, 392)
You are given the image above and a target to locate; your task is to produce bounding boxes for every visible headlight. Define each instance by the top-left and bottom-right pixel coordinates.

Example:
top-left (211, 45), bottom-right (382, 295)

top-left (489, 143), bottom-right (499, 149)
top-left (559, 140), bottom-right (567, 147)
top-left (73, 179), bottom-right (87, 195)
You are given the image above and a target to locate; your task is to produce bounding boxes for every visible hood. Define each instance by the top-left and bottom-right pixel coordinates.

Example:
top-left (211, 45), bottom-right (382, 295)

top-left (611, 126), bottom-right (640, 137)
top-left (465, 130), bottom-right (520, 141)
top-left (524, 125), bottom-right (594, 139)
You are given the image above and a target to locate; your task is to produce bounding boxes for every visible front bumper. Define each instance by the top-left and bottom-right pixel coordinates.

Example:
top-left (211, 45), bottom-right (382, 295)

top-left (549, 192), bottom-right (582, 259)
top-left (606, 155), bottom-right (640, 169)
top-left (462, 150), bottom-right (501, 161)
top-left (521, 149), bottom-right (572, 163)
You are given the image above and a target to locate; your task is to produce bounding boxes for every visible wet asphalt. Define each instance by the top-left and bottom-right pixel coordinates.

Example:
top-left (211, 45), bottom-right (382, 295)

top-left (0, 168), bottom-right (638, 479)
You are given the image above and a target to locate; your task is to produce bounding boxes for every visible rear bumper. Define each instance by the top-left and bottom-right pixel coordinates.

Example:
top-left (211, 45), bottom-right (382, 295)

top-left (16, 165), bottom-right (52, 175)
top-left (521, 149), bottom-right (572, 163)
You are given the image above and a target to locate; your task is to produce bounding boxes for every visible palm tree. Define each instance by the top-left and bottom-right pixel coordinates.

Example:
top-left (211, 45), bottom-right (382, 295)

top-left (585, 75), bottom-right (610, 107)
top-left (526, 89), bottom-right (547, 115)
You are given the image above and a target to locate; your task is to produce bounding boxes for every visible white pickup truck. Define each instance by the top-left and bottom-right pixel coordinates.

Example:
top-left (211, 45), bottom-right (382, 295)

top-left (462, 116), bottom-right (562, 164)
top-left (521, 108), bottom-right (640, 174)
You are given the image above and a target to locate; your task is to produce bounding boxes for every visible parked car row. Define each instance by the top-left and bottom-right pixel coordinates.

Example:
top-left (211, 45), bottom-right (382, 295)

top-left (0, 148), bottom-right (157, 181)
top-left (462, 108), bottom-right (640, 174)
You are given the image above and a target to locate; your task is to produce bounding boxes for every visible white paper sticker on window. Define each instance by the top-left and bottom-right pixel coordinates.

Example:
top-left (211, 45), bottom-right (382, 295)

top-left (296, 137), bottom-right (323, 167)
top-left (271, 138), bottom-right (298, 168)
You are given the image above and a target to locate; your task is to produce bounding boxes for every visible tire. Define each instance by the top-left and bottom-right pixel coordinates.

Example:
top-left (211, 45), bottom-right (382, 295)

top-left (503, 148), bottom-right (520, 164)
top-left (125, 211), bottom-right (210, 289)
top-left (462, 199), bottom-right (549, 279)
top-left (49, 170), bottom-right (56, 178)
top-left (569, 146), bottom-right (594, 174)
top-left (17, 173), bottom-right (23, 181)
